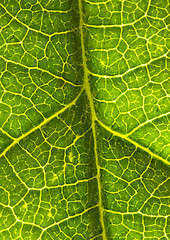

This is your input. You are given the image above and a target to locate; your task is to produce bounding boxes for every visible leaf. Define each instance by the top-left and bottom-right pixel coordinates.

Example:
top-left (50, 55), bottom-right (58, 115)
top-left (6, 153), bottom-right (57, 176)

top-left (0, 0), bottom-right (169, 239)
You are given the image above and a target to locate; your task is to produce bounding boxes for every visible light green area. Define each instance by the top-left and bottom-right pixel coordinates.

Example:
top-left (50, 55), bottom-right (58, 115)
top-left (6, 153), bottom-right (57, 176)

top-left (0, 0), bottom-right (169, 239)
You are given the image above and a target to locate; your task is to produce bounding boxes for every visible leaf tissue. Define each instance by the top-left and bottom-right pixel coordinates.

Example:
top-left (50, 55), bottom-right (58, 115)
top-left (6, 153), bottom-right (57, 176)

top-left (0, 0), bottom-right (169, 239)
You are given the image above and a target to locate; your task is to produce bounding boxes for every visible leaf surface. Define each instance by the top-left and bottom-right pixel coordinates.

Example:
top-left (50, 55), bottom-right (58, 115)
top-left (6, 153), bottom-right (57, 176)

top-left (0, 0), bottom-right (169, 239)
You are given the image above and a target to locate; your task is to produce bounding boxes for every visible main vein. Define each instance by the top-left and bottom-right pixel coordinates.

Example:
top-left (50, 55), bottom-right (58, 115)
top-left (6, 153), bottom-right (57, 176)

top-left (78, 0), bottom-right (107, 239)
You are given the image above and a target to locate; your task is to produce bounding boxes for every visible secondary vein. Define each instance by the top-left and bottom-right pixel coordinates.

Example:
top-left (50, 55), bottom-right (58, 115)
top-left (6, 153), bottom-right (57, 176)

top-left (0, 89), bottom-right (83, 158)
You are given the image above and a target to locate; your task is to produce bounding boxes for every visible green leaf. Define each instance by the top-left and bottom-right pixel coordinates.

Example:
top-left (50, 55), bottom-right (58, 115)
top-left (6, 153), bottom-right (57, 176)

top-left (0, 0), bottom-right (169, 239)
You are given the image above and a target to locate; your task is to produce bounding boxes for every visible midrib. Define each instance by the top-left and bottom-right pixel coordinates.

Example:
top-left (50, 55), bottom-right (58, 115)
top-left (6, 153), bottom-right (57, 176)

top-left (78, 0), bottom-right (107, 239)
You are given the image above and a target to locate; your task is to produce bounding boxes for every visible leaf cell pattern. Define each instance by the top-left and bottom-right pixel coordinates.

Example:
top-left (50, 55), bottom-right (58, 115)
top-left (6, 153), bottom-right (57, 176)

top-left (0, 0), bottom-right (169, 239)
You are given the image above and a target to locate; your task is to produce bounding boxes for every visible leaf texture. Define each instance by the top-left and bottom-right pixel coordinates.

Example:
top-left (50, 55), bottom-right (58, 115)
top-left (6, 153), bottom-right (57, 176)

top-left (0, 0), bottom-right (169, 239)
